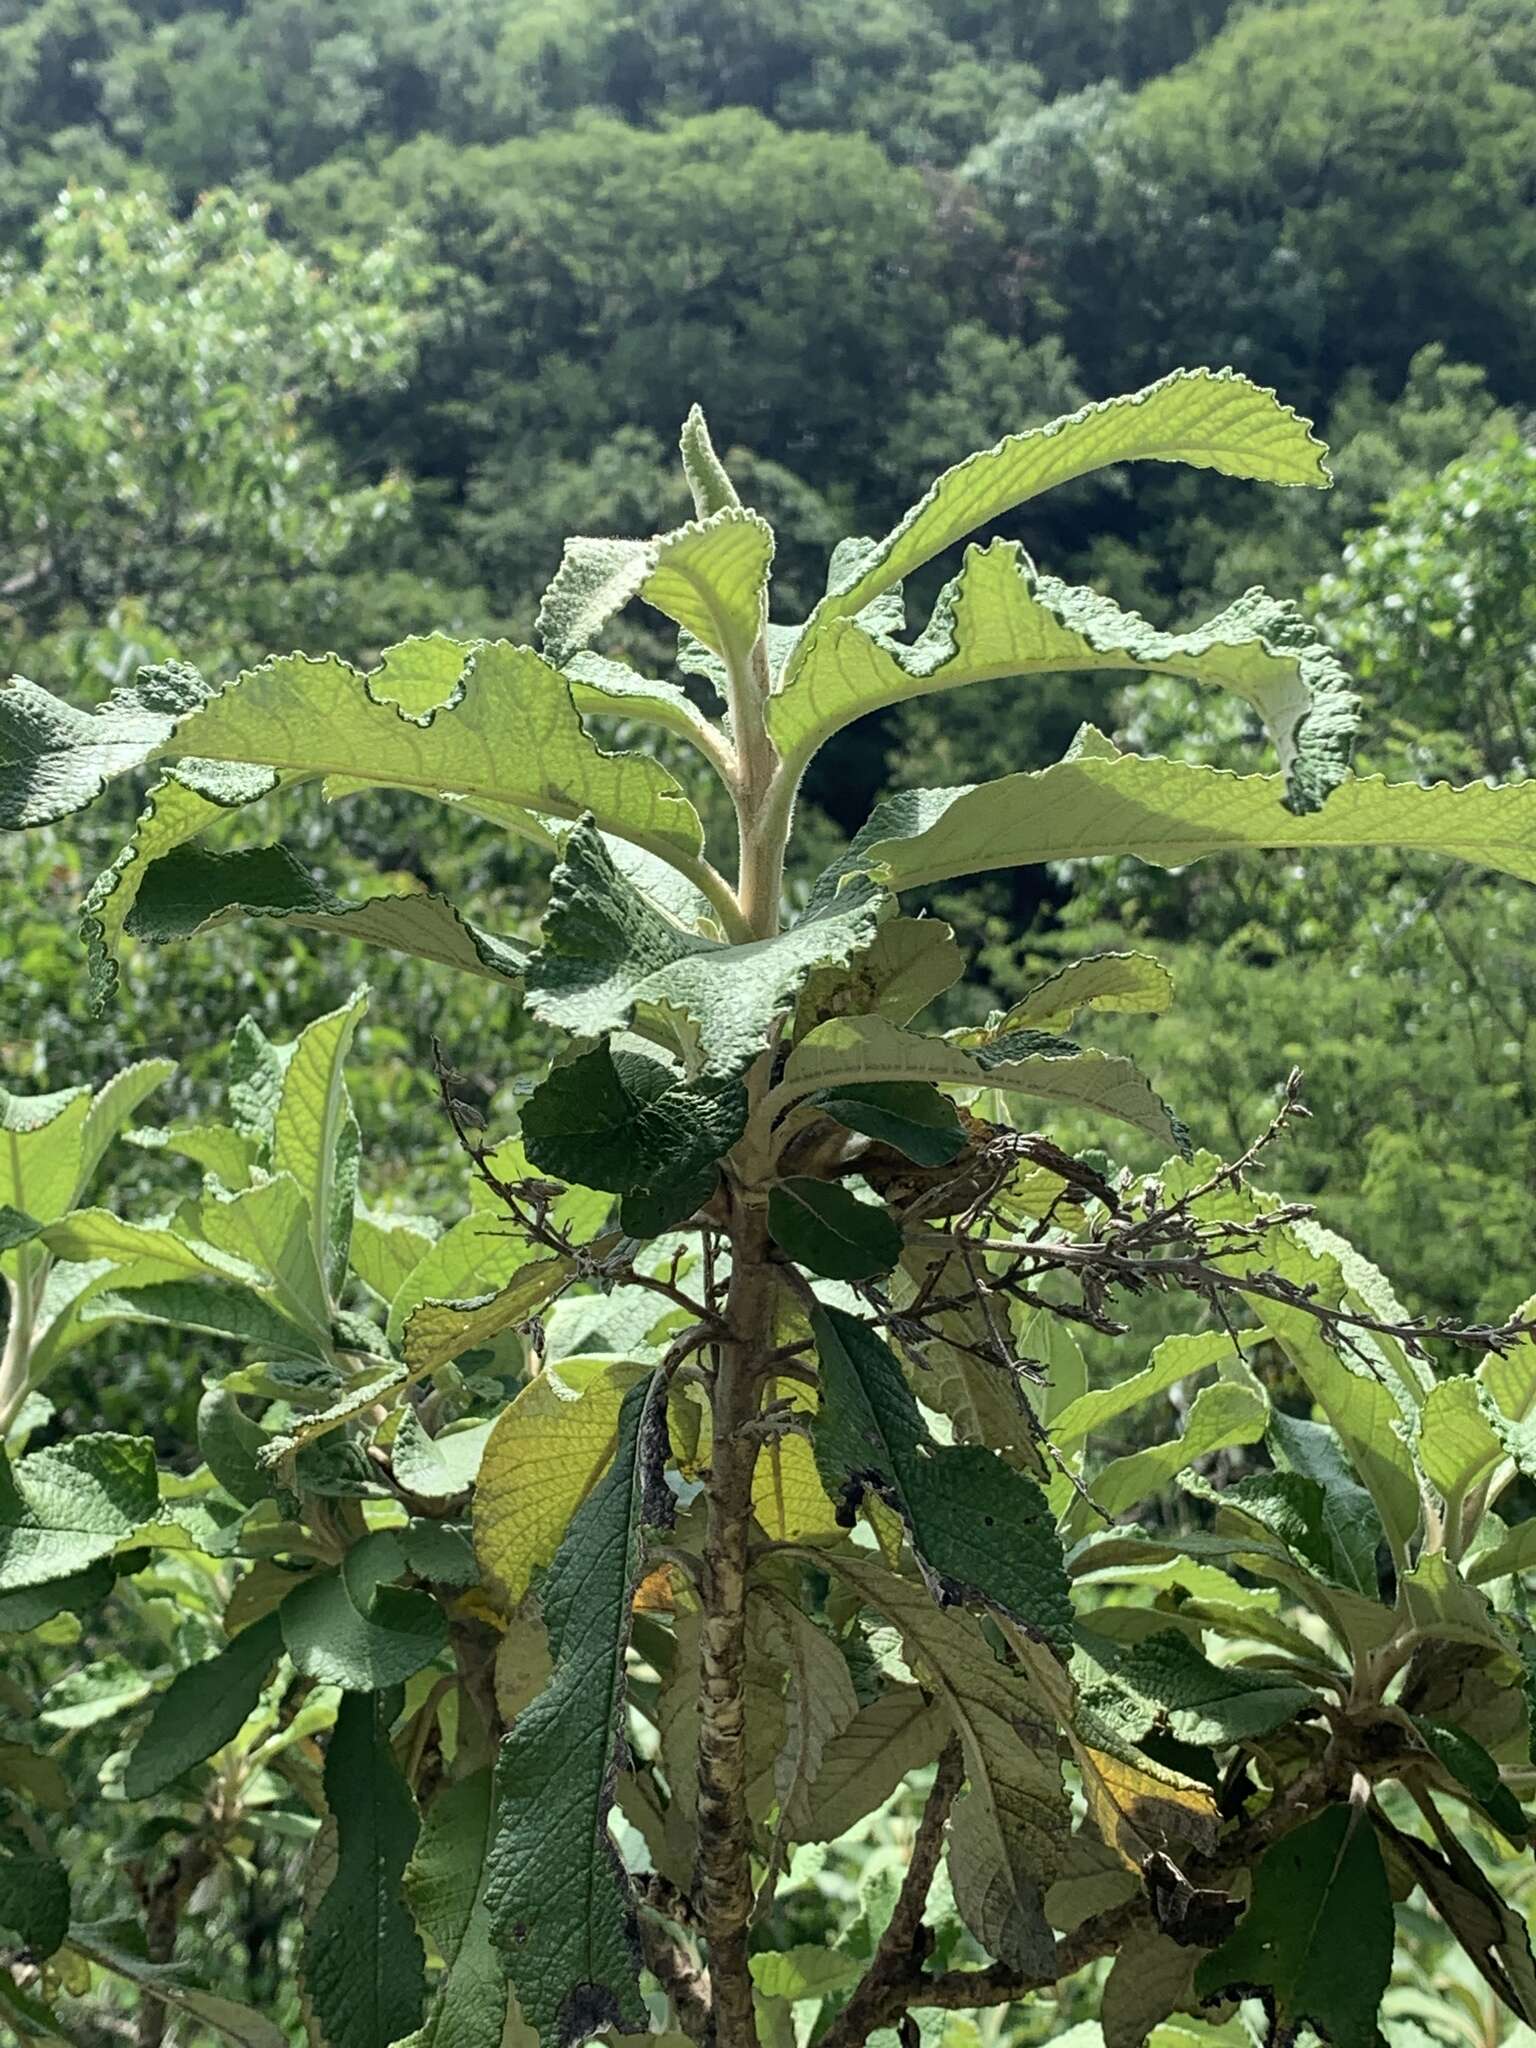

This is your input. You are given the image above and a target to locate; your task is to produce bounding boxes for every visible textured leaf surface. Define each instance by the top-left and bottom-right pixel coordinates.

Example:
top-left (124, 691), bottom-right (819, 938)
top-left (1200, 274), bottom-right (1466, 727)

top-left (774, 540), bottom-right (1355, 811)
top-left (815, 1082), bottom-right (967, 1165)
top-left (0, 662), bottom-right (208, 828)
top-left (523, 1044), bottom-right (746, 1195)
top-left (1195, 1807), bottom-right (1391, 2048)
top-left (1101, 1923), bottom-right (1201, 2048)
top-left (399, 1768), bottom-right (510, 2048)
top-left (528, 821), bottom-right (882, 1077)
top-left (826, 1552), bottom-right (1066, 1972)
top-left (799, 369), bottom-right (1327, 630)
top-left (1065, 1380), bottom-right (1267, 1536)
top-left (304, 1686), bottom-right (426, 2048)
top-left (1050, 1331), bottom-right (1238, 1453)
top-left (401, 1257), bottom-right (572, 1378)
top-left (788, 1686), bottom-right (949, 1842)
top-left (473, 1360), bottom-right (648, 1609)
top-left (795, 916), bottom-right (964, 1031)
top-left (0, 1434), bottom-right (157, 1590)
top-left (538, 507), bottom-right (772, 674)
top-left (273, 988), bottom-right (366, 1299)
top-left (849, 744), bottom-right (1536, 894)
top-left (976, 951), bottom-right (1175, 1036)
top-left (124, 1612), bottom-right (283, 1799)
top-left (771, 1014), bottom-right (1186, 1152)
top-left (0, 1846), bottom-right (69, 1956)
top-left (814, 1307), bottom-right (1072, 1646)
top-left (1, 1082), bottom-right (92, 1231)
top-left (484, 1376), bottom-right (663, 2047)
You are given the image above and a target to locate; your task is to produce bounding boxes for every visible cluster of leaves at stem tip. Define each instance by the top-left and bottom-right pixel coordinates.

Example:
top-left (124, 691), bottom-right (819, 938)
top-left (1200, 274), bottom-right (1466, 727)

top-left (6, 367), bottom-right (1536, 2048)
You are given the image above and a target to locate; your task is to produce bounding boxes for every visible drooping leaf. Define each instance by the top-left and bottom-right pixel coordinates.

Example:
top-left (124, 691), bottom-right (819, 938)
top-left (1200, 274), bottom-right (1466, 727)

top-left (967, 952), bottom-right (1176, 1038)
top-left (0, 1433), bottom-right (157, 1591)
top-left (398, 1768), bottom-right (511, 2048)
top-left (279, 1530), bottom-right (447, 1690)
top-left (1412, 1716), bottom-right (1527, 1839)
top-left (786, 1685), bottom-right (949, 1843)
top-left (768, 1014), bottom-right (1188, 1153)
top-left (1101, 1923), bottom-right (1202, 2048)
top-left (304, 1686), bottom-right (426, 2048)
top-left (774, 542), bottom-right (1356, 811)
top-left (125, 843), bottom-right (530, 986)
top-left (813, 1306), bottom-right (1073, 1648)
top-left (748, 1948), bottom-right (864, 2002)
top-left (537, 507), bottom-right (772, 676)
top-left (526, 820), bottom-right (882, 1078)
top-left (1074, 1741), bottom-right (1219, 1871)
top-left (484, 1375), bottom-right (665, 2047)
top-left (1195, 1806), bottom-right (1391, 2048)
top-left (823, 1551), bottom-right (1067, 1973)
top-left (473, 1359), bottom-right (649, 1610)
top-left (794, 369), bottom-right (1327, 633)
top-left (124, 1612), bottom-right (283, 1799)
top-left (751, 1588), bottom-right (860, 1841)
top-left (846, 740), bottom-right (1536, 896)
top-left (522, 1044), bottom-right (746, 1196)
top-left (768, 1179), bottom-right (902, 1281)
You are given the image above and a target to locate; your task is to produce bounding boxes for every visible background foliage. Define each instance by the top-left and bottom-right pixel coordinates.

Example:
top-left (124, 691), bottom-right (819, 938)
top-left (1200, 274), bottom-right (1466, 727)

top-left (2, 0), bottom-right (1535, 2040)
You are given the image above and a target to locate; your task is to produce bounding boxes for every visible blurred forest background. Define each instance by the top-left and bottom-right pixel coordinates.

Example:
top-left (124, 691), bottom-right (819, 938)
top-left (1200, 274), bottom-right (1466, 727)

top-left (3, 0), bottom-right (1536, 1408)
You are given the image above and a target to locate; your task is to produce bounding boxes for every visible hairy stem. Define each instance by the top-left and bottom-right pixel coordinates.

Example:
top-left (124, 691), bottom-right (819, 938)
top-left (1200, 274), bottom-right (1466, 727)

top-left (0, 1254), bottom-right (39, 1438)
top-left (695, 1190), bottom-right (773, 2048)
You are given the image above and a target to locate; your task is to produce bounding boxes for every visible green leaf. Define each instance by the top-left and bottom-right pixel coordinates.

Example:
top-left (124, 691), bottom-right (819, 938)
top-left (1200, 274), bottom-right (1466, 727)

top-left (0, 660), bottom-right (209, 829)
top-left (1065, 1379), bottom-right (1268, 1537)
top-left (40, 1655), bottom-right (152, 1729)
top-left (970, 952), bottom-right (1176, 1037)
top-left (401, 1257), bottom-right (573, 1378)
top-left (124, 1611), bottom-right (283, 1799)
top-left (1084, 1627), bottom-right (1314, 1747)
top-left (70, 1929), bottom-right (289, 2048)
top-left (1101, 1924), bottom-right (1202, 2048)
top-left (797, 369), bottom-right (1327, 632)
top-left (748, 1948), bottom-right (863, 2002)
top-left (795, 916), bottom-right (964, 1031)
top-left (824, 1550), bottom-right (1067, 1974)
top-left (1049, 1331), bottom-right (1239, 1453)
top-left (849, 741), bottom-right (1536, 895)
top-left (1412, 1717), bottom-right (1527, 1839)
top-left (538, 507), bottom-right (772, 677)
top-left (813, 1306), bottom-right (1073, 1648)
top-left (391, 1413), bottom-right (493, 1504)
top-left (92, 1279), bottom-right (326, 1362)
top-left (774, 541), bottom-right (1356, 811)
top-left (280, 1530), bottom-right (447, 1690)
top-left (304, 1686), bottom-right (426, 2048)
top-left (752, 1588), bottom-right (860, 1841)
top-left (398, 1768), bottom-right (511, 2048)
top-left (0, 1845), bottom-right (69, 1956)
top-left (128, 1116), bottom-right (259, 1189)
top-left (786, 1686), bottom-right (948, 1843)
top-left (768, 1179), bottom-right (902, 1281)
top-left (815, 1083), bottom-right (967, 1165)
top-left (0, 1433), bottom-right (157, 1591)
top-left (76, 1057), bottom-right (177, 1194)
top-left (679, 404), bottom-right (742, 520)
top-left (1267, 1410), bottom-right (1385, 1598)
top-left (769, 1014), bottom-right (1187, 1153)
top-left (474, 1360), bottom-right (649, 1610)
top-left (128, 842), bottom-right (530, 985)
top-left (273, 989), bottom-right (367, 1298)
top-left (485, 1375), bottom-right (664, 2047)
top-left (1195, 1806), bottom-right (1391, 2048)
top-left (527, 820), bottom-right (882, 1078)
top-left (351, 1211), bottom-right (437, 1308)
top-left (190, 1174), bottom-right (331, 1339)
top-left (522, 1043), bottom-right (746, 1196)
top-left (0, 1561), bottom-right (114, 1634)
top-left (1, 1082), bottom-right (92, 1231)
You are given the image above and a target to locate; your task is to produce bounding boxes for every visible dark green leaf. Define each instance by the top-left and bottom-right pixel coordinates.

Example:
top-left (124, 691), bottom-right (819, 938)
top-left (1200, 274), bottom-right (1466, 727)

top-left (485, 1375), bottom-right (665, 2048)
top-left (1413, 1716), bottom-right (1528, 1839)
top-left (399, 1769), bottom-right (511, 2048)
top-left (812, 1306), bottom-right (1071, 1648)
top-left (522, 1044), bottom-right (746, 1195)
top-left (619, 1166), bottom-right (717, 1239)
top-left (768, 1179), bottom-right (903, 1281)
top-left (1195, 1805), bottom-right (1391, 2048)
top-left (1267, 1410), bottom-right (1384, 1597)
top-left (124, 1613), bottom-right (283, 1800)
top-left (0, 1559), bottom-right (115, 1632)
top-left (1081, 1628), bottom-right (1316, 1748)
top-left (816, 1082), bottom-right (967, 1166)
top-left (304, 1687), bottom-right (425, 2048)
top-left (0, 1845), bottom-right (69, 1956)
